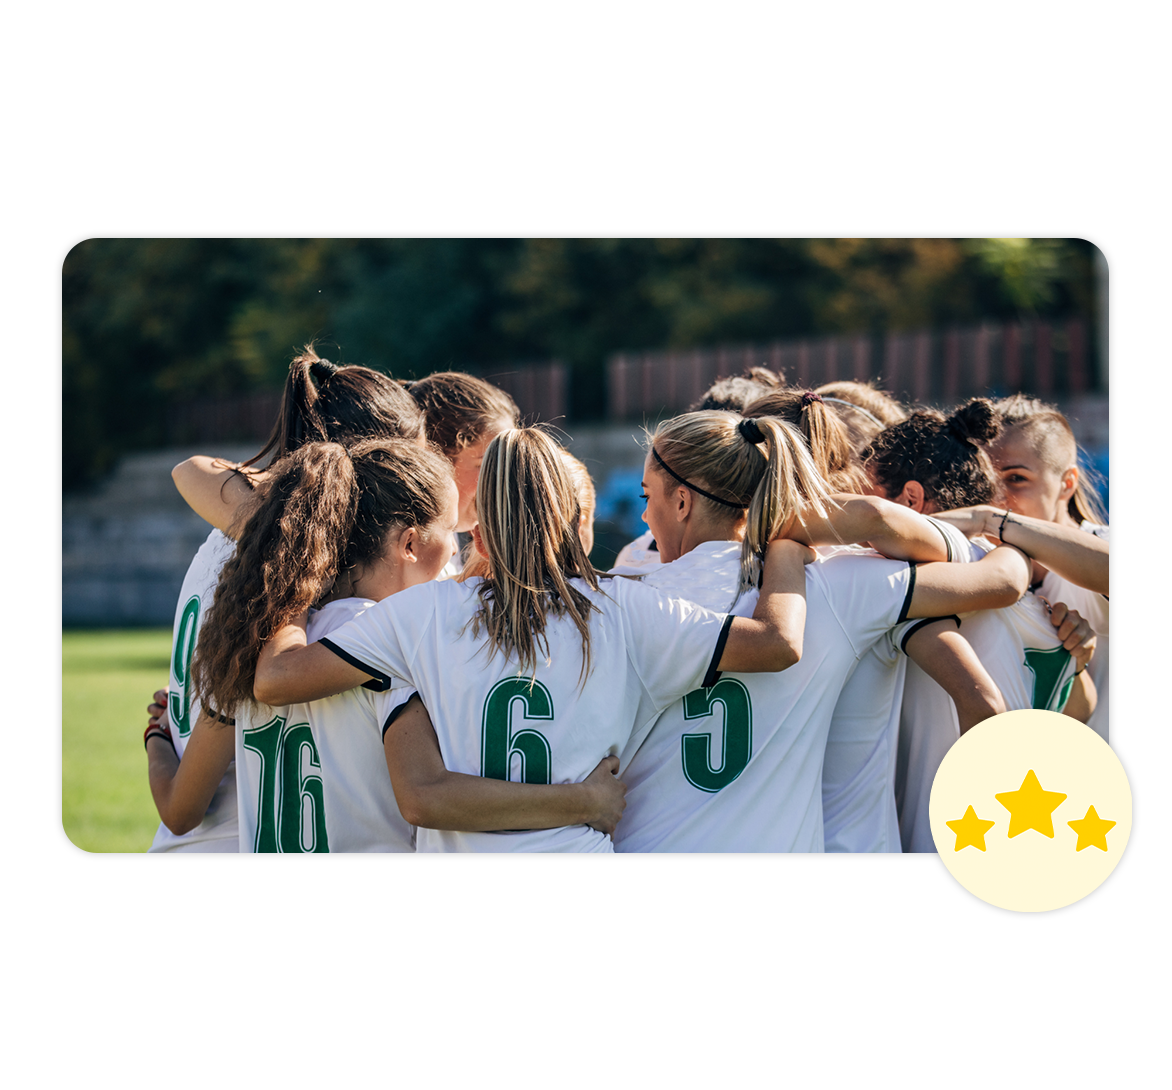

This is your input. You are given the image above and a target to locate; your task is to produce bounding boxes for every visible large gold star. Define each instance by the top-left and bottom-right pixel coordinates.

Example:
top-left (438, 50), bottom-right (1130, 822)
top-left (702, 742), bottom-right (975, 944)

top-left (945, 805), bottom-right (996, 851)
top-left (1068, 805), bottom-right (1116, 852)
top-left (994, 770), bottom-right (1067, 838)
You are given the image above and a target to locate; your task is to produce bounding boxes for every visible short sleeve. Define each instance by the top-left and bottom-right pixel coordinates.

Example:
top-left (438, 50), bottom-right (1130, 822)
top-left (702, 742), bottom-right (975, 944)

top-left (925, 516), bottom-right (979, 563)
top-left (817, 554), bottom-right (914, 657)
top-left (318, 585), bottom-right (436, 690)
top-left (612, 578), bottom-right (731, 710)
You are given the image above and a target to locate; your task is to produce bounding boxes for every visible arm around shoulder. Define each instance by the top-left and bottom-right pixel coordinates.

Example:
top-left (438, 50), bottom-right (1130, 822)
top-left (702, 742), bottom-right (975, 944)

top-left (172, 455), bottom-right (260, 535)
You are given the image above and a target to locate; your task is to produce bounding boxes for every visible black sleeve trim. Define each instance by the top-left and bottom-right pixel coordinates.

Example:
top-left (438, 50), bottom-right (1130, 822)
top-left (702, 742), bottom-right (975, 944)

top-left (209, 710), bottom-right (236, 726)
top-left (900, 614), bottom-right (960, 655)
top-left (926, 516), bottom-right (953, 562)
top-left (319, 637), bottom-right (394, 692)
top-left (381, 695), bottom-right (420, 741)
top-left (897, 562), bottom-right (917, 623)
top-left (649, 538), bottom-right (659, 552)
top-left (701, 614), bottom-right (736, 689)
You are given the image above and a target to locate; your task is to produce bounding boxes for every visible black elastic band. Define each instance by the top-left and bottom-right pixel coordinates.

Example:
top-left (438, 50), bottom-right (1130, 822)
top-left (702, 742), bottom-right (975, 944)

top-left (381, 695), bottom-right (419, 740)
top-left (900, 615), bottom-right (960, 655)
top-left (701, 614), bottom-right (736, 688)
top-left (652, 448), bottom-right (748, 510)
top-left (319, 637), bottom-right (394, 692)
top-left (897, 562), bottom-right (917, 623)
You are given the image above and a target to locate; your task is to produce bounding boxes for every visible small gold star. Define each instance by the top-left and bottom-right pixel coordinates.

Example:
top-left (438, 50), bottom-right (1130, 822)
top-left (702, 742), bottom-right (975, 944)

top-left (1068, 805), bottom-right (1116, 852)
top-left (945, 805), bottom-right (996, 851)
top-left (994, 770), bottom-right (1067, 838)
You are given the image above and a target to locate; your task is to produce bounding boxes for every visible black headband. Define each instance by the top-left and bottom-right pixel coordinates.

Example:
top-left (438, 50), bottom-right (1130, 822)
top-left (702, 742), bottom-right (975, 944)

top-left (652, 447), bottom-right (748, 509)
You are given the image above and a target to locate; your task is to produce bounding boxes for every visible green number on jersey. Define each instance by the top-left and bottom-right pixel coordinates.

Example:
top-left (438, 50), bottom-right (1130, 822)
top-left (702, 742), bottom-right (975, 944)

top-left (1024, 646), bottom-right (1075, 713)
top-left (480, 678), bottom-right (554, 784)
top-left (681, 678), bottom-right (753, 793)
top-left (169, 595), bottom-right (200, 738)
top-left (242, 714), bottom-right (330, 853)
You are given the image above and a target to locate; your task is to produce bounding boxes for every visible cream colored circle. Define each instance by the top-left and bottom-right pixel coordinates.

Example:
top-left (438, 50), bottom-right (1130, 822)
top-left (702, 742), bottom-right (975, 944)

top-left (929, 709), bottom-right (1131, 912)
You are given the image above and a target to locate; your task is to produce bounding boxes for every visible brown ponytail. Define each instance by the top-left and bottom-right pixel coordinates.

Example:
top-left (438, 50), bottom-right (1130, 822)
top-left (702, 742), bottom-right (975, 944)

top-left (242, 344), bottom-right (426, 469)
top-left (193, 438), bottom-right (454, 716)
top-left (742, 388), bottom-right (870, 494)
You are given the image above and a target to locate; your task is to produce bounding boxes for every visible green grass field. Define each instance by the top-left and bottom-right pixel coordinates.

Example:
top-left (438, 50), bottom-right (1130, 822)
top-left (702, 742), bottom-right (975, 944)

top-left (63, 628), bottom-right (173, 852)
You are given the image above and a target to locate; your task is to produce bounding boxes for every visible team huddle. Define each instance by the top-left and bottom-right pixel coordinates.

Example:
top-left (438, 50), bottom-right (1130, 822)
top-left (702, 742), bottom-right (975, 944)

top-left (142, 349), bottom-right (1110, 853)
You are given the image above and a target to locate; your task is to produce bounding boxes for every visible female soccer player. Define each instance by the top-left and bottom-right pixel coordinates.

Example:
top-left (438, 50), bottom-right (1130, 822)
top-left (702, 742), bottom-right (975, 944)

top-left (861, 398), bottom-right (1099, 851)
top-left (735, 389), bottom-right (1005, 852)
top-left (150, 438), bottom-right (627, 850)
top-left (254, 426), bottom-right (815, 853)
top-left (147, 346), bottom-right (427, 852)
top-left (609, 408), bottom-right (1024, 853)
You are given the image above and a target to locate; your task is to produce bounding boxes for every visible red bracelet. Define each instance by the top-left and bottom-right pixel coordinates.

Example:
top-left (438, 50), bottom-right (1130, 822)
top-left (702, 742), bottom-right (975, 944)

top-left (144, 723), bottom-right (175, 752)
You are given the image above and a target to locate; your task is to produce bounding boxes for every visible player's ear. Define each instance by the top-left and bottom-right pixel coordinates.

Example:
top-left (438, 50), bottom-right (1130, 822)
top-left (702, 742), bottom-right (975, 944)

top-left (398, 526), bottom-right (419, 563)
top-left (895, 480), bottom-right (926, 512)
top-left (471, 523), bottom-right (489, 559)
top-left (1059, 464), bottom-right (1078, 504)
top-left (676, 486), bottom-right (693, 523)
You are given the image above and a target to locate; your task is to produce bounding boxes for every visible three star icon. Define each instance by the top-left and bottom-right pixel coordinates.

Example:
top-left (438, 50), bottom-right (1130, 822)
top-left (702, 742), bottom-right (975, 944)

top-left (994, 770), bottom-right (1067, 838)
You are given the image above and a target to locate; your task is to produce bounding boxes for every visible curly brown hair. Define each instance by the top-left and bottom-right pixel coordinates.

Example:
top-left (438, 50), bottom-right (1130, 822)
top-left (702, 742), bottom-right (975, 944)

top-left (863, 398), bottom-right (1002, 512)
top-left (192, 437), bottom-right (454, 717)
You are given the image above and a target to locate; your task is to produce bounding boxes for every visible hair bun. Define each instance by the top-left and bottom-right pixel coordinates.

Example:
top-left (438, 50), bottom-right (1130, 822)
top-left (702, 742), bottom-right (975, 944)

top-left (947, 398), bottom-right (1000, 445)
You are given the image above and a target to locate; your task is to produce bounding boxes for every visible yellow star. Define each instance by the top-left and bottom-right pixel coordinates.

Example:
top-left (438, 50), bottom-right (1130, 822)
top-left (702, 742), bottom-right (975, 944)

top-left (994, 770), bottom-right (1067, 838)
top-left (1068, 805), bottom-right (1116, 852)
top-left (945, 805), bottom-right (996, 851)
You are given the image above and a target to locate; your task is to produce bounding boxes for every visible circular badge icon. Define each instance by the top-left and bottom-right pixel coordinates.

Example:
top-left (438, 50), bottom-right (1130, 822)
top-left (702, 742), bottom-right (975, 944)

top-left (929, 709), bottom-right (1131, 912)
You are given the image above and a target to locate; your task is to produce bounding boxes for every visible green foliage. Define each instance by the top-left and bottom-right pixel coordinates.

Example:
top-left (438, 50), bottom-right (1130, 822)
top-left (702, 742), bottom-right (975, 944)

top-left (63, 238), bottom-right (1098, 490)
top-left (62, 629), bottom-right (173, 853)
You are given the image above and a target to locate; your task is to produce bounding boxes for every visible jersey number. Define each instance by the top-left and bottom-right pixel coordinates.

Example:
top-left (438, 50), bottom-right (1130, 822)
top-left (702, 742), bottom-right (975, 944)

top-left (169, 595), bottom-right (200, 738)
top-left (1024, 647), bottom-right (1074, 713)
top-left (242, 714), bottom-right (330, 853)
top-left (681, 678), bottom-right (753, 793)
top-left (481, 679), bottom-right (554, 784)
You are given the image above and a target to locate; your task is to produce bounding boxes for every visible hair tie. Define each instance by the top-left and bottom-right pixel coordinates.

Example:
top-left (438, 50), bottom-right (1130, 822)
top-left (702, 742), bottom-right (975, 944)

top-left (652, 447), bottom-right (748, 509)
top-left (738, 418), bottom-right (765, 445)
top-left (311, 359), bottom-right (339, 385)
top-left (821, 397), bottom-right (883, 428)
top-left (800, 391), bottom-right (823, 408)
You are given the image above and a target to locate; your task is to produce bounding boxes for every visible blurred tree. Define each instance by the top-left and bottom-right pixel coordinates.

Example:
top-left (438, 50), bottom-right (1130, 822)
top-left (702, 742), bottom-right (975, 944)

top-left (62, 237), bottom-right (1100, 490)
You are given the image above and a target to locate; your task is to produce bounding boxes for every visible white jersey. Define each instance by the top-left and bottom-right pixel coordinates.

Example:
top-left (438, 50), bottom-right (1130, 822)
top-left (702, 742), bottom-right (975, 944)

top-left (1039, 522), bottom-right (1109, 742)
top-left (821, 517), bottom-right (969, 853)
top-left (612, 530), bottom-right (663, 573)
top-left (320, 575), bottom-right (731, 852)
top-left (896, 529), bottom-right (1079, 852)
top-left (612, 543), bottom-right (914, 853)
top-left (149, 529), bottom-right (239, 853)
top-left (235, 600), bottom-right (416, 853)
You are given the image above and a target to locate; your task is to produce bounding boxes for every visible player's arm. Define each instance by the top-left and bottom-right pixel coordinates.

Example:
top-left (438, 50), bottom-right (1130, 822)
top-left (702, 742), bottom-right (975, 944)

top-left (933, 505), bottom-right (1109, 595)
top-left (905, 544), bottom-right (1032, 618)
top-left (718, 538), bottom-right (811, 673)
top-left (172, 455), bottom-right (263, 536)
top-left (1047, 601), bottom-right (1098, 724)
top-left (786, 494), bottom-right (950, 563)
top-left (1063, 667), bottom-right (1097, 723)
top-left (145, 697), bottom-right (235, 836)
top-left (384, 695), bottom-right (627, 834)
top-left (254, 611), bottom-right (373, 705)
top-left (903, 622), bottom-right (1006, 734)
